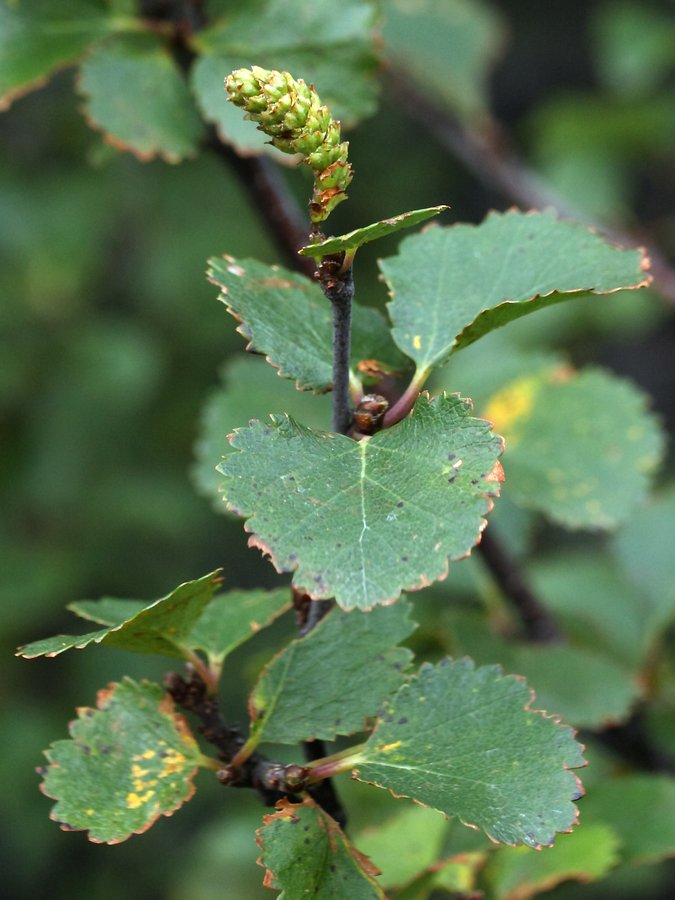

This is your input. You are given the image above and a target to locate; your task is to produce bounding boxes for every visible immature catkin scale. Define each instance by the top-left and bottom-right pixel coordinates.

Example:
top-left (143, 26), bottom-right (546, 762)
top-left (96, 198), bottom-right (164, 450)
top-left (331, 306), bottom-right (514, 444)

top-left (225, 66), bottom-right (353, 224)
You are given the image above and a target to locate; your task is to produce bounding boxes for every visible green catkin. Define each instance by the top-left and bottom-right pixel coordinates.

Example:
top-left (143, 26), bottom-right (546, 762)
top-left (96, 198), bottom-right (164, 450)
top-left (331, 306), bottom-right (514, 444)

top-left (225, 66), bottom-right (353, 225)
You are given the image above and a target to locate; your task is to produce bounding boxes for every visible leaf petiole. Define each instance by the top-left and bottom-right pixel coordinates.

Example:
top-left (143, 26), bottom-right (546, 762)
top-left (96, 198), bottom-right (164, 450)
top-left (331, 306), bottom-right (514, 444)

top-left (383, 365), bottom-right (431, 427)
top-left (304, 743), bottom-right (368, 784)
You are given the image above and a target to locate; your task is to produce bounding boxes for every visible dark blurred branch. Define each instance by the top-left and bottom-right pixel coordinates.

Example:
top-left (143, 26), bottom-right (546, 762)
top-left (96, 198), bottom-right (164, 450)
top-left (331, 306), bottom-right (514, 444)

top-left (387, 67), bottom-right (675, 305)
top-left (204, 132), bottom-right (316, 278)
top-left (590, 709), bottom-right (675, 774)
top-left (478, 529), bottom-right (563, 643)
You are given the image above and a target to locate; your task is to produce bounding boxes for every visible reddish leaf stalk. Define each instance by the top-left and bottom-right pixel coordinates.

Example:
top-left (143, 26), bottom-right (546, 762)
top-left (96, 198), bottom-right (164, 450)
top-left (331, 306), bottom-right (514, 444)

top-left (382, 367), bottom-right (430, 428)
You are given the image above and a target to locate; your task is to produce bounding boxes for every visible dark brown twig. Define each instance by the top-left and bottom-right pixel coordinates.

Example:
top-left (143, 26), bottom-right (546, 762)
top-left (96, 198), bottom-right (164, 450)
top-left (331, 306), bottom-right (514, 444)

top-left (204, 132), bottom-right (316, 279)
top-left (478, 529), bottom-right (563, 643)
top-left (315, 254), bottom-right (355, 434)
top-left (165, 670), bottom-right (291, 805)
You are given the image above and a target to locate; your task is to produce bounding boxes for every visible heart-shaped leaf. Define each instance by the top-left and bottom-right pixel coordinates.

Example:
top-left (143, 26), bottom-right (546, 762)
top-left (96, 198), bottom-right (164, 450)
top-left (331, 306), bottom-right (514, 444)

top-left (484, 366), bottom-right (664, 529)
top-left (78, 32), bottom-right (204, 162)
top-left (0, 0), bottom-right (118, 110)
top-left (219, 393), bottom-right (503, 610)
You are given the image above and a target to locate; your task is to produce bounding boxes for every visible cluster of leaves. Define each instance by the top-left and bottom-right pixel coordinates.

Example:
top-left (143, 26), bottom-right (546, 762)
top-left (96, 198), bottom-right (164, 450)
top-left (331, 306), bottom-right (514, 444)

top-left (0, 0), bottom-right (381, 162)
top-left (5, 1), bottom-right (675, 899)
top-left (19, 191), bottom-right (672, 894)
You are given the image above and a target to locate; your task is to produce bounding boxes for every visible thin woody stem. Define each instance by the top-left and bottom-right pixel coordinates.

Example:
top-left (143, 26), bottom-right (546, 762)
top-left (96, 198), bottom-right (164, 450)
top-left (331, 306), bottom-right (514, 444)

top-left (328, 267), bottom-right (354, 435)
top-left (478, 529), bottom-right (562, 643)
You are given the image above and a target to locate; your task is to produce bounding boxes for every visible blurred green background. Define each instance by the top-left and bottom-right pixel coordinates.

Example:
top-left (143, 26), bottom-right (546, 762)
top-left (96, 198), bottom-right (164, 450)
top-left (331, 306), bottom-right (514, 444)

top-left (1, 0), bottom-right (674, 897)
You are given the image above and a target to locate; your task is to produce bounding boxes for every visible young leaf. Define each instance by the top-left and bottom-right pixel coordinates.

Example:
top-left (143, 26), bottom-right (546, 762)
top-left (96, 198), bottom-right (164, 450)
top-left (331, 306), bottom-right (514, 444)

top-left (208, 256), bottom-right (409, 393)
top-left (484, 367), bottom-right (664, 529)
top-left (190, 0), bottom-right (379, 156)
top-left (78, 32), bottom-right (203, 162)
top-left (581, 775), bottom-right (675, 865)
top-left (484, 823), bottom-right (621, 900)
top-left (192, 355), bottom-right (331, 509)
top-left (256, 797), bottom-right (384, 898)
top-left (40, 678), bottom-right (205, 844)
top-left (246, 600), bottom-right (415, 747)
top-left (0, 0), bottom-right (118, 110)
top-left (17, 571), bottom-right (222, 659)
top-left (298, 206), bottom-right (448, 259)
top-left (219, 393), bottom-right (503, 610)
top-left (380, 209), bottom-right (650, 375)
top-left (185, 587), bottom-right (292, 665)
top-left (352, 658), bottom-right (586, 849)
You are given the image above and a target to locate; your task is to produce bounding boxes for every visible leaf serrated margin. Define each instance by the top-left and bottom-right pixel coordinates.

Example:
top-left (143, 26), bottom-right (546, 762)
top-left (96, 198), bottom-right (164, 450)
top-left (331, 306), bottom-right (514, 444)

top-left (352, 658), bottom-right (586, 850)
top-left (39, 679), bottom-right (203, 844)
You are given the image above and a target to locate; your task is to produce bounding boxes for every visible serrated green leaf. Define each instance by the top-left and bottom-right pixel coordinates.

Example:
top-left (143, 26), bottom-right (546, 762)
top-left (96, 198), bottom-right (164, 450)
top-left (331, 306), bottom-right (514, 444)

top-left (298, 207), bottom-right (448, 259)
top-left (247, 600), bottom-right (415, 747)
top-left (257, 797), bottom-right (384, 899)
top-left (484, 823), bottom-right (621, 900)
top-left (185, 587), bottom-right (291, 665)
top-left (381, 0), bottom-right (505, 123)
top-left (612, 486), bottom-right (675, 632)
top-left (208, 255), bottom-right (409, 393)
top-left (40, 678), bottom-right (204, 844)
top-left (18, 571), bottom-right (221, 659)
top-left (484, 367), bottom-right (664, 529)
top-left (582, 775), bottom-right (675, 865)
top-left (78, 32), bottom-right (204, 162)
top-left (380, 209), bottom-right (650, 374)
top-left (353, 658), bottom-right (586, 849)
top-left (0, 0), bottom-right (120, 110)
top-left (192, 355), bottom-right (331, 510)
top-left (219, 393), bottom-right (503, 610)
top-left (190, 0), bottom-right (379, 155)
